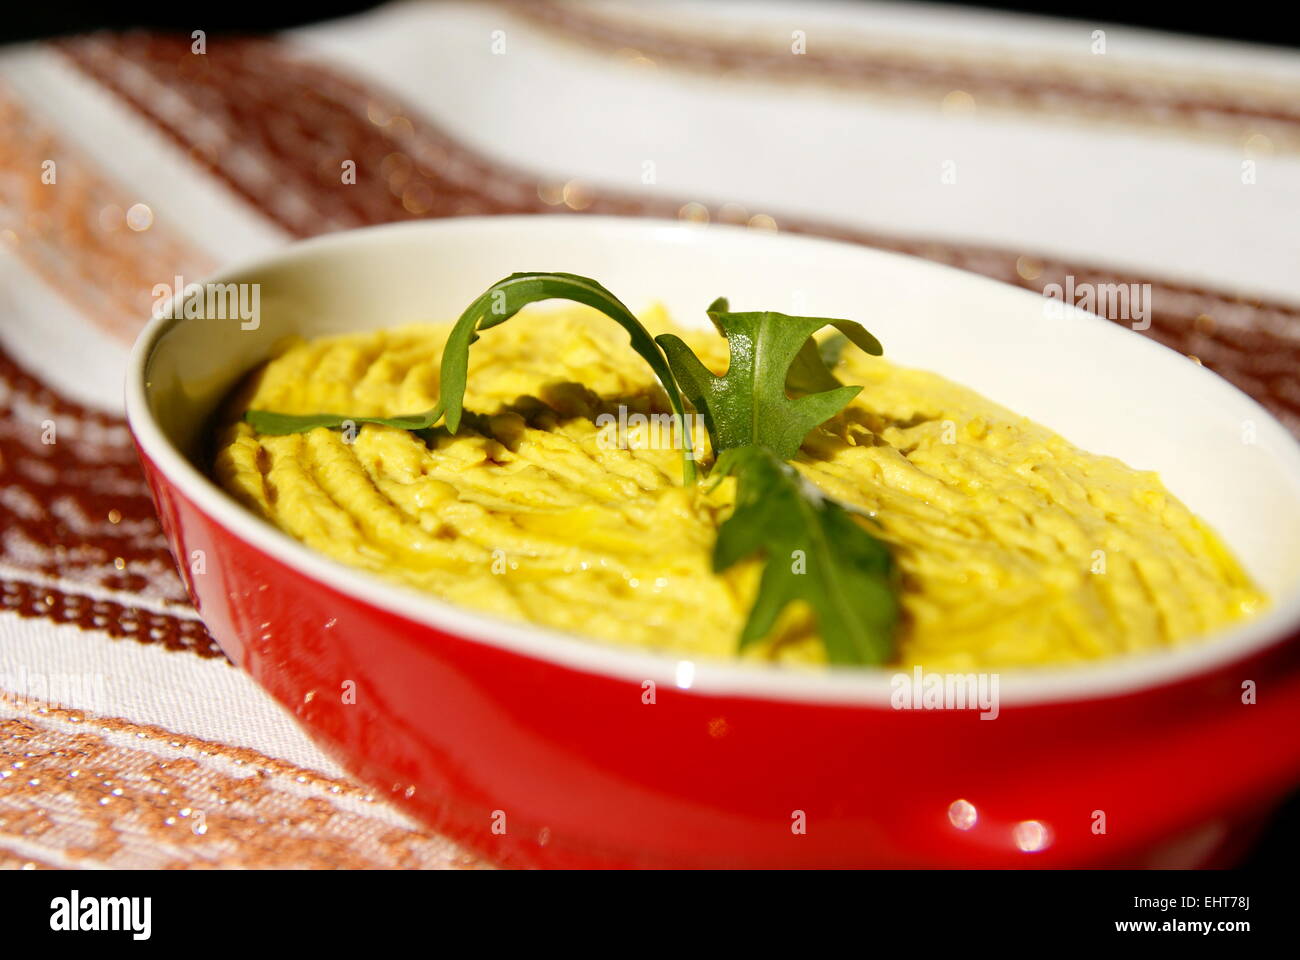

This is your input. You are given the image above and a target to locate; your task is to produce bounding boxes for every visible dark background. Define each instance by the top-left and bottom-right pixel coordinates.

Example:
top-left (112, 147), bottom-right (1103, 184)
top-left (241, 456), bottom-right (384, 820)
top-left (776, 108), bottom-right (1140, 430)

top-left (0, 1), bottom-right (1296, 48)
top-left (1, 0), bottom-right (1293, 870)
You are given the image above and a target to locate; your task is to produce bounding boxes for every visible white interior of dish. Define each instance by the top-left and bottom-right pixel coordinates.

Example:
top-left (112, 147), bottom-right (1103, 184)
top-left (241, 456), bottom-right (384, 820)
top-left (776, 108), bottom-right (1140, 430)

top-left (127, 215), bottom-right (1300, 705)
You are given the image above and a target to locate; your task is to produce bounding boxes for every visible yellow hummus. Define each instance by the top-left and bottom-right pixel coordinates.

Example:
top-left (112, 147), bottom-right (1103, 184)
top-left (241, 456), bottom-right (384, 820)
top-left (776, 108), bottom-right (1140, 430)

top-left (213, 306), bottom-right (1263, 670)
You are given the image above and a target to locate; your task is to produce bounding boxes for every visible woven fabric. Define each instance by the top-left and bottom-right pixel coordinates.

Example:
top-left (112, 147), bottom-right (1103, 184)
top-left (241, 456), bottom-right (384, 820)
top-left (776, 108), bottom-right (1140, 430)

top-left (1, 0), bottom-right (1297, 868)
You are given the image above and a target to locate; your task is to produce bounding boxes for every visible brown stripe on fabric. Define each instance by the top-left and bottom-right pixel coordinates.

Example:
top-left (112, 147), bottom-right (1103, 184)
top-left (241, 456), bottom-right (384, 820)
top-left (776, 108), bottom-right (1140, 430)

top-left (0, 81), bottom-right (229, 660)
top-left (0, 337), bottom-right (221, 657)
top-left (0, 701), bottom-right (484, 868)
top-left (0, 85), bottom-right (214, 343)
top-left (57, 31), bottom-right (679, 236)
top-left (505, 0), bottom-right (1300, 151)
top-left (58, 32), bottom-right (1300, 433)
top-left (0, 580), bottom-right (222, 659)
top-left (0, 345), bottom-right (190, 605)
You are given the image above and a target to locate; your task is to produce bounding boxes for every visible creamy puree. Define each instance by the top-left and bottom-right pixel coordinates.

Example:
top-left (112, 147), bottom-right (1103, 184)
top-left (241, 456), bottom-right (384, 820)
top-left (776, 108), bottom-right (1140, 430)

top-left (214, 307), bottom-right (1263, 670)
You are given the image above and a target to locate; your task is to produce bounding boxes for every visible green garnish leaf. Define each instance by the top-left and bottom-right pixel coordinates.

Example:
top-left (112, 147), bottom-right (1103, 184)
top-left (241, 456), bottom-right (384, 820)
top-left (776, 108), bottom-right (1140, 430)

top-left (244, 407), bottom-right (442, 435)
top-left (785, 331), bottom-right (860, 395)
top-left (244, 272), bottom-right (697, 483)
top-left (655, 304), bottom-right (882, 460)
top-left (437, 273), bottom-right (694, 485)
top-left (712, 445), bottom-right (898, 665)
top-left (436, 271), bottom-right (696, 483)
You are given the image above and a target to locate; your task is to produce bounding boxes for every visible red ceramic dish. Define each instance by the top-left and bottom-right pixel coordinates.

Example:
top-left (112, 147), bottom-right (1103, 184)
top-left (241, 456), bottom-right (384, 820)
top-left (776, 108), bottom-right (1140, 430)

top-left (127, 216), bottom-right (1300, 867)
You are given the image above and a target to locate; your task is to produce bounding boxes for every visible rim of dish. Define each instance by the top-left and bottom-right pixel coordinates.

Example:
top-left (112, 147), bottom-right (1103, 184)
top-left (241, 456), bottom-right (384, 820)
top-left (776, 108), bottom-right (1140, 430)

top-left (124, 215), bottom-right (1300, 707)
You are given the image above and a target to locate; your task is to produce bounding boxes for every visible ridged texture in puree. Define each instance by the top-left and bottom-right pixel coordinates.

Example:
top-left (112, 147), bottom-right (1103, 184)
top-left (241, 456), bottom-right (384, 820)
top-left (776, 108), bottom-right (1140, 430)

top-left (214, 307), bottom-right (1263, 670)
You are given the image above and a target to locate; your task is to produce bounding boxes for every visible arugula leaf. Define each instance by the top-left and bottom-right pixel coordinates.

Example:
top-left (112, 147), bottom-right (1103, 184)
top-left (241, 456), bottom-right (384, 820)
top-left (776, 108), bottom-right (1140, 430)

top-left (246, 272), bottom-right (697, 483)
top-left (655, 302), bottom-right (881, 460)
top-left (785, 331), bottom-right (858, 395)
top-left (437, 272), bottom-right (697, 483)
top-left (712, 445), bottom-right (898, 665)
top-left (244, 407), bottom-right (442, 435)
